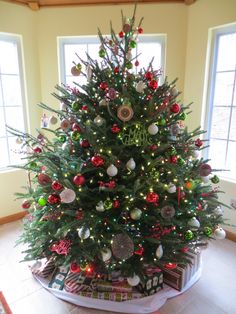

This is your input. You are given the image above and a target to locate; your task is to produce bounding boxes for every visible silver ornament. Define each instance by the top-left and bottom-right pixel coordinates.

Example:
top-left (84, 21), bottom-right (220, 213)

top-left (214, 227), bottom-right (226, 240)
top-left (127, 274), bottom-right (140, 286)
top-left (155, 244), bottom-right (163, 259)
top-left (94, 115), bottom-right (105, 126)
top-left (148, 123), bottom-right (159, 135)
top-left (96, 201), bottom-right (105, 212)
top-left (101, 248), bottom-right (112, 262)
top-left (188, 217), bottom-right (200, 228)
top-left (136, 81), bottom-right (146, 93)
top-left (78, 226), bottom-right (90, 239)
top-left (126, 158), bottom-right (136, 171)
top-left (130, 208), bottom-right (142, 220)
top-left (16, 137), bottom-right (23, 144)
top-left (107, 164), bottom-right (118, 177)
top-left (99, 99), bottom-right (108, 107)
top-left (49, 116), bottom-right (58, 125)
top-left (213, 206), bottom-right (223, 216)
top-left (167, 183), bottom-right (176, 193)
top-left (160, 205), bottom-right (175, 219)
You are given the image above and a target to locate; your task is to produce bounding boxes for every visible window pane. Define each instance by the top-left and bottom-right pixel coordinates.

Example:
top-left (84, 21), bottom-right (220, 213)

top-left (213, 72), bottom-right (234, 107)
top-left (0, 138), bottom-right (9, 168)
top-left (0, 107), bottom-right (6, 137)
top-left (225, 141), bottom-right (236, 180)
top-left (64, 44), bottom-right (87, 76)
top-left (0, 41), bottom-right (19, 75)
top-left (210, 107), bottom-right (231, 139)
top-left (1, 75), bottom-right (22, 106)
top-left (88, 43), bottom-right (103, 63)
top-left (137, 42), bottom-right (162, 72)
top-left (208, 139), bottom-right (227, 170)
top-left (229, 108), bottom-right (236, 140)
top-left (217, 33), bottom-right (236, 71)
top-left (5, 107), bottom-right (25, 132)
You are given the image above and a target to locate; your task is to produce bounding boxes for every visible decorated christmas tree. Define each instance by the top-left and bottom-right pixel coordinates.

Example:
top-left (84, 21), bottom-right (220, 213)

top-left (11, 8), bottom-right (226, 289)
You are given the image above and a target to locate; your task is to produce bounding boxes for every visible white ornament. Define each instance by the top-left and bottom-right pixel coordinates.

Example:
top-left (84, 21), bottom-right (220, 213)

top-left (78, 226), bottom-right (90, 240)
top-left (171, 86), bottom-right (178, 97)
top-left (96, 201), bottom-right (105, 212)
top-left (136, 81), bottom-right (146, 93)
top-left (94, 115), bottom-right (104, 126)
top-left (201, 176), bottom-right (210, 183)
top-left (60, 102), bottom-right (67, 111)
top-left (188, 217), bottom-right (200, 228)
top-left (127, 274), bottom-right (140, 286)
top-left (213, 206), bottom-right (223, 216)
top-left (192, 150), bottom-right (200, 159)
top-left (148, 123), bottom-right (159, 135)
top-left (86, 64), bottom-right (92, 81)
top-left (126, 158), bottom-right (136, 171)
top-left (16, 137), bottom-right (23, 144)
top-left (49, 116), bottom-right (58, 125)
top-left (126, 50), bottom-right (132, 60)
top-left (155, 244), bottom-right (163, 259)
top-left (167, 183), bottom-right (176, 194)
top-left (214, 227), bottom-right (226, 240)
top-left (60, 189), bottom-right (76, 203)
top-left (107, 164), bottom-right (118, 177)
top-left (101, 248), bottom-right (112, 262)
top-left (130, 208), bottom-right (142, 220)
top-left (99, 99), bottom-right (108, 107)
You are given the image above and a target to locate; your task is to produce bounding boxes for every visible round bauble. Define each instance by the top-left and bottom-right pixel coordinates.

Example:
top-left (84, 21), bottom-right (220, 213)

top-left (71, 130), bottom-right (81, 141)
top-left (48, 194), bottom-right (61, 205)
top-left (188, 217), bottom-right (200, 228)
top-left (78, 226), bottom-right (90, 240)
top-left (167, 183), bottom-right (176, 194)
top-left (195, 138), bottom-right (203, 148)
top-left (130, 208), bottom-right (142, 220)
top-left (38, 173), bottom-right (52, 186)
top-left (94, 115), bottom-right (105, 126)
top-left (99, 99), bottom-right (108, 107)
top-left (71, 64), bottom-right (81, 76)
top-left (96, 201), bottom-right (105, 212)
top-left (91, 156), bottom-right (105, 167)
top-left (101, 248), bottom-right (112, 262)
top-left (99, 82), bottom-right (108, 90)
top-left (184, 230), bottom-right (194, 241)
top-left (99, 49), bottom-right (106, 58)
top-left (49, 116), bottom-right (58, 125)
top-left (73, 174), bottom-right (85, 186)
top-left (156, 244), bottom-right (163, 259)
top-left (170, 103), bottom-right (181, 114)
top-left (213, 206), bottom-right (223, 216)
top-left (204, 226), bottom-right (212, 236)
top-left (108, 88), bottom-right (116, 100)
top-left (192, 150), bottom-right (200, 159)
top-left (80, 139), bottom-right (90, 148)
top-left (60, 102), bottom-right (67, 111)
top-left (72, 123), bottom-right (81, 132)
top-left (111, 233), bottom-right (134, 260)
top-left (201, 176), bottom-right (210, 183)
top-left (113, 199), bottom-right (120, 208)
top-left (145, 71), bottom-right (153, 80)
top-left (199, 163), bottom-right (212, 177)
top-left (51, 180), bottom-right (63, 191)
top-left (161, 205), bottom-right (175, 219)
top-left (111, 124), bottom-right (121, 134)
top-left (148, 79), bottom-right (158, 90)
top-left (126, 158), bottom-right (136, 171)
top-left (60, 119), bottom-right (70, 131)
top-left (214, 227), bottom-right (226, 240)
top-left (148, 123), bottom-right (159, 135)
top-left (170, 86), bottom-right (178, 97)
top-left (136, 81), bottom-right (146, 93)
top-left (104, 199), bottom-right (113, 210)
top-left (38, 197), bottom-right (47, 207)
top-left (60, 189), bottom-right (76, 203)
top-left (127, 274), bottom-right (140, 286)
top-left (22, 199), bottom-right (31, 209)
top-left (146, 192), bottom-right (159, 203)
top-left (16, 137), bottom-right (23, 144)
top-left (107, 164), bottom-right (118, 177)
top-left (70, 262), bottom-right (81, 273)
top-left (211, 175), bottom-right (220, 184)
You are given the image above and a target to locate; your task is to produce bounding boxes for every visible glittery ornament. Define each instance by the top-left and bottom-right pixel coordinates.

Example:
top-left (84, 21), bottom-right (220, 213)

top-left (22, 199), bottom-right (31, 209)
top-left (111, 124), bottom-right (121, 133)
top-left (99, 82), bottom-right (108, 90)
top-left (155, 244), bottom-right (163, 259)
top-left (50, 239), bottom-right (71, 255)
top-left (204, 226), bottom-right (212, 236)
top-left (178, 112), bottom-right (187, 120)
top-left (71, 101), bottom-right (80, 112)
top-left (211, 175), bottom-right (220, 184)
top-left (170, 103), bottom-right (181, 113)
top-left (78, 226), bottom-right (90, 239)
top-left (72, 123), bottom-right (81, 132)
top-left (59, 135), bottom-right (66, 143)
top-left (146, 192), bottom-right (159, 203)
top-left (33, 147), bottom-right (42, 154)
top-left (108, 88), bottom-right (116, 100)
top-left (38, 173), bottom-right (52, 186)
top-left (94, 115), bottom-right (105, 126)
top-left (148, 79), bottom-right (158, 90)
top-left (145, 72), bottom-right (153, 80)
top-left (148, 123), bottom-right (159, 135)
top-left (214, 227), bottom-right (226, 240)
top-left (91, 155), bottom-right (104, 167)
top-left (96, 201), bottom-right (105, 212)
top-left (113, 199), bottom-right (120, 208)
top-left (188, 217), bottom-right (200, 228)
top-left (112, 233), bottom-right (134, 260)
top-left (199, 164), bottom-right (212, 177)
top-left (185, 181), bottom-right (195, 190)
top-left (121, 124), bottom-right (151, 146)
top-left (170, 155), bottom-right (178, 163)
top-left (118, 31), bottom-right (124, 38)
top-left (60, 189), bottom-right (76, 203)
top-left (71, 130), bottom-right (81, 141)
top-left (160, 205), bottom-right (175, 219)
top-left (49, 116), bottom-right (58, 125)
top-left (71, 63), bottom-right (82, 76)
top-left (51, 181), bottom-right (63, 191)
top-left (126, 158), bottom-right (136, 170)
top-left (80, 139), bottom-right (90, 148)
top-left (136, 81), bottom-right (146, 93)
top-left (70, 262), bottom-right (81, 273)
top-left (184, 230), bottom-right (194, 240)
top-left (104, 199), bottom-right (113, 210)
top-left (101, 248), bottom-right (112, 262)
top-left (73, 174), bottom-right (85, 186)
top-left (129, 40), bottom-right (136, 49)
top-left (107, 164), bottom-right (118, 177)
top-left (48, 194), bottom-right (61, 205)
top-left (130, 208), bottom-right (142, 220)
top-left (99, 49), bottom-right (106, 58)
top-left (195, 138), bottom-right (203, 147)
top-left (127, 274), bottom-right (140, 286)
top-left (167, 183), bottom-right (176, 193)
top-left (117, 105), bottom-right (134, 122)
top-left (60, 119), bottom-right (70, 131)
top-left (99, 99), bottom-right (108, 107)
top-left (213, 206), bottom-right (223, 216)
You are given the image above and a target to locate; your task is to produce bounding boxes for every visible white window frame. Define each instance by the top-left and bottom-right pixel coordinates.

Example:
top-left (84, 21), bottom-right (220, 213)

top-left (204, 23), bottom-right (236, 182)
top-left (0, 33), bottom-right (27, 172)
top-left (57, 34), bottom-right (166, 85)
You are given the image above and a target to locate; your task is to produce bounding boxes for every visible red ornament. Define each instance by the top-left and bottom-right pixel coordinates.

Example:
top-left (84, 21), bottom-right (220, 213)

top-left (148, 79), bottom-right (158, 90)
top-left (134, 245), bottom-right (144, 255)
top-left (181, 247), bottom-right (189, 253)
top-left (170, 155), bottom-right (178, 163)
top-left (197, 203), bottom-right (202, 211)
top-left (22, 199), bottom-right (31, 209)
top-left (81, 105), bottom-right (88, 111)
top-left (164, 263), bottom-right (177, 270)
top-left (113, 199), bottom-right (120, 208)
top-left (145, 71), bottom-right (153, 81)
top-left (99, 82), bottom-right (108, 90)
top-left (150, 144), bottom-right (157, 151)
top-left (170, 103), bottom-right (181, 114)
top-left (76, 210), bottom-right (84, 220)
top-left (107, 180), bottom-right (116, 188)
top-left (195, 138), bottom-right (203, 148)
top-left (146, 94), bottom-right (152, 100)
top-left (70, 262), bottom-right (81, 273)
top-left (38, 173), bottom-right (52, 186)
top-left (51, 180), bottom-right (63, 191)
top-left (118, 31), bottom-right (124, 38)
top-left (114, 66), bottom-right (120, 74)
top-left (50, 239), bottom-right (71, 255)
top-left (111, 124), bottom-right (121, 134)
top-left (47, 194), bottom-right (61, 205)
top-left (134, 60), bottom-right (139, 67)
top-left (33, 147), bottom-right (42, 154)
top-left (138, 27), bottom-right (143, 34)
top-left (146, 192), bottom-right (159, 203)
top-left (80, 139), bottom-right (90, 148)
top-left (72, 123), bottom-right (81, 132)
top-left (73, 174), bottom-right (85, 186)
top-left (91, 155), bottom-right (105, 167)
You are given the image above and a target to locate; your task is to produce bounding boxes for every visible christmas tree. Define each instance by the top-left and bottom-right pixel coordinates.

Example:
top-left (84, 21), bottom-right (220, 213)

top-left (11, 8), bottom-right (226, 287)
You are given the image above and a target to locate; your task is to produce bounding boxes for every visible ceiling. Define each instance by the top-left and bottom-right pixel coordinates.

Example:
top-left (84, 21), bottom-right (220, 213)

top-left (3, 0), bottom-right (196, 10)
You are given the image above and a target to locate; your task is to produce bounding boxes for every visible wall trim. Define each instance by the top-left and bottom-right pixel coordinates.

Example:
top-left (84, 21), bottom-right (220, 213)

top-left (226, 230), bottom-right (236, 242)
top-left (0, 211), bottom-right (28, 225)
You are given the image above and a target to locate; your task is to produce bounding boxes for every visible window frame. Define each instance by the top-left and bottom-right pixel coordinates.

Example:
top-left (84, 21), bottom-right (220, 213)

top-left (204, 23), bottom-right (236, 182)
top-left (0, 32), bottom-right (27, 172)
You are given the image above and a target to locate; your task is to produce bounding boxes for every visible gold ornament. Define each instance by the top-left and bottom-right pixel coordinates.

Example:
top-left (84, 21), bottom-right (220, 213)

top-left (117, 105), bottom-right (134, 122)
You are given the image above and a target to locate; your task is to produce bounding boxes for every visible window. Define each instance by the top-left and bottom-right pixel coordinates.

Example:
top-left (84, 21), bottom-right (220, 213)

top-left (205, 24), bottom-right (236, 182)
top-left (0, 33), bottom-right (27, 170)
top-left (58, 34), bottom-right (166, 87)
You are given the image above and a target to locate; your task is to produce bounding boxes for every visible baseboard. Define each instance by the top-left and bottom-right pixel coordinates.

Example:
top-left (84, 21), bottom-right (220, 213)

top-left (226, 230), bottom-right (236, 242)
top-left (0, 210), bottom-right (28, 225)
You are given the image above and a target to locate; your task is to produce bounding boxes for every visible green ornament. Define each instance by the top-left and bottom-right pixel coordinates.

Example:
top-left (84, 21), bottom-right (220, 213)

top-left (71, 131), bottom-right (81, 141)
top-left (29, 161), bottom-right (37, 169)
top-left (38, 197), bottom-right (47, 206)
top-left (158, 118), bottom-right (166, 126)
top-left (99, 49), bottom-right (106, 58)
top-left (178, 158), bottom-right (185, 166)
top-left (104, 199), bottom-right (113, 210)
top-left (120, 124), bottom-right (152, 146)
top-left (211, 175), bottom-right (220, 184)
top-left (169, 147), bottom-right (177, 156)
top-left (58, 135), bottom-right (66, 143)
top-left (72, 101), bottom-right (80, 112)
top-left (130, 208), bottom-right (142, 220)
top-left (179, 112), bottom-right (187, 120)
top-left (204, 226), bottom-right (212, 236)
top-left (126, 61), bottom-right (133, 69)
top-left (184, 230), bottom-right (194, 241)
top-left (129, 40), bottom-right (137, 48)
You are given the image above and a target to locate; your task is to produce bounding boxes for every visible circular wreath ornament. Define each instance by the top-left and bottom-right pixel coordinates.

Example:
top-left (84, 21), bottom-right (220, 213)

top-left (111, 233), bottom-right (134, 260)
top-left (117, 105), bottom-right (134, 122)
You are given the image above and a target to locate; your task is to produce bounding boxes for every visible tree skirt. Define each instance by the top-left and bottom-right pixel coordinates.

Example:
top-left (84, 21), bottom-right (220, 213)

top-left (33, 267), bottom-right (201, 314)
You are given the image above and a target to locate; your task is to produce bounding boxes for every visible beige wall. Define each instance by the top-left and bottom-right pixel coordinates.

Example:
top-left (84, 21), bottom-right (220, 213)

top-left (184, 0), bottom-right (236, 232)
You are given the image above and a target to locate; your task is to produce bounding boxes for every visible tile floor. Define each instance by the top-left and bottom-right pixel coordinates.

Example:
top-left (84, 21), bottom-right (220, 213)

top-left (0, 220), bottom-right (236, 314)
